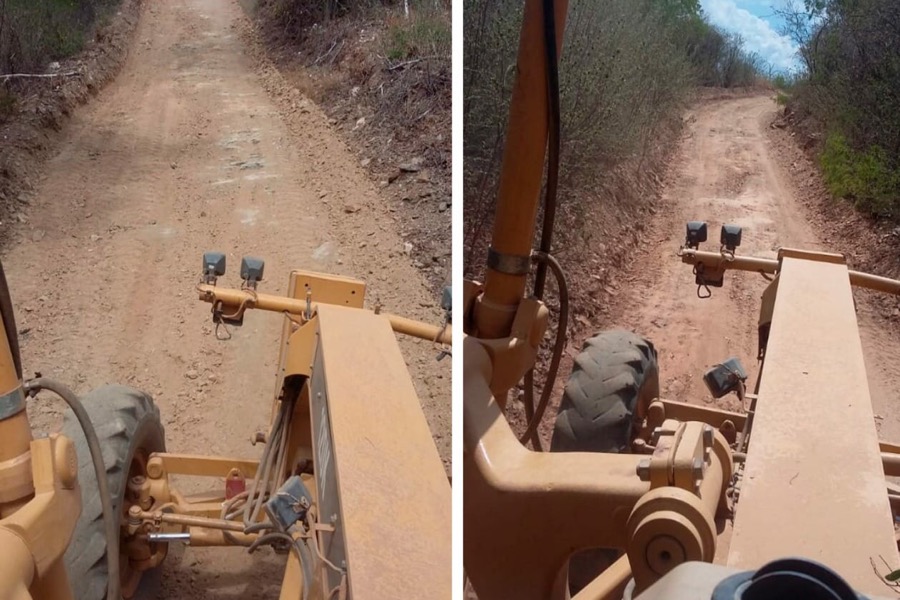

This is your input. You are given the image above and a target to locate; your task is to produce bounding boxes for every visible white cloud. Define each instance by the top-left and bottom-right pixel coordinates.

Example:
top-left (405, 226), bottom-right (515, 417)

top-left (700, 0), bottom-right (800, 72)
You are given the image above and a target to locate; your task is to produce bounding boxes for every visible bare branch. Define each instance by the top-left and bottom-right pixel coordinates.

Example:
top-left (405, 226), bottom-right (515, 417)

top-left (0, 71), bottom-right (80, 81)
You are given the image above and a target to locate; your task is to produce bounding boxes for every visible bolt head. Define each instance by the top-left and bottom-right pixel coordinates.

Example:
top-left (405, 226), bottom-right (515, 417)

top-left (146, 459), bottom-right (164, 479)
top-left (636, 459), bottom-right (652, 481)
top-left (692, 457), bottom-right (705, 479)
top-left (702, 425), bottom-right (715, 448)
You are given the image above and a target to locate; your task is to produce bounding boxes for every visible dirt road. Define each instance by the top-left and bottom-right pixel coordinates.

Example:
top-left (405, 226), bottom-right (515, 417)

top-left (613, 93), bottom-right (900, 443)
top-left (2, 0), bottom-right (449, 596)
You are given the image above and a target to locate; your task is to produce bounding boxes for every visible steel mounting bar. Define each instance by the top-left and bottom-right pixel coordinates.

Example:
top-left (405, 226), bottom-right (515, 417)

top-left (680, 249), bottom-right (900, 295)
top-left (196, 284), bottom-right (451, 344)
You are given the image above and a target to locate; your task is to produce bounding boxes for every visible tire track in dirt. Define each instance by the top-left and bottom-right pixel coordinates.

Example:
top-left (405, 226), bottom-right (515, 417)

top-left (2, 0), bottom-right (449, 596)
top-left (611, 93), bottom-right (900, 444)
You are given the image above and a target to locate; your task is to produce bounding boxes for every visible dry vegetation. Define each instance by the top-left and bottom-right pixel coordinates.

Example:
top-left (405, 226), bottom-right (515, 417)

top-left (0, 0), bottom-right (121, 122)
top-left (464, 0), bottom-right (767, 281)
top-left (254, 0), bottom-right (451, 293)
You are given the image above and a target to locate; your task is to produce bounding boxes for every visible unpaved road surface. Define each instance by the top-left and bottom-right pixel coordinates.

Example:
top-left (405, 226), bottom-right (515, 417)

top-left (3, 0), bottom-right (449, 596)
top-left (614, 93), bottom-right (900, 444)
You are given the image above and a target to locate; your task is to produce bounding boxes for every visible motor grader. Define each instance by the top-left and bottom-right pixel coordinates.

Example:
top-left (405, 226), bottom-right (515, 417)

top-left (462, 0), bottom-right (900, 597)
top-left (0, 253), bottom-right (451, 599)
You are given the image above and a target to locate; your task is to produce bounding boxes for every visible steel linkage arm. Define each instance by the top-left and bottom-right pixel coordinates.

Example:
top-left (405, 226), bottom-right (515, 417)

top-left (464, 337), bottom-right (733, 599)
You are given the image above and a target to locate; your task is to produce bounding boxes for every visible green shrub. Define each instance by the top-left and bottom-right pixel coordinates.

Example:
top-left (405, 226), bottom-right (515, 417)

top-left (385, 12), bottom-right (451, 61)
top-left (0, 0), bottom-right (120, 74)
top-left (820, 132), bottom-right (900, 217)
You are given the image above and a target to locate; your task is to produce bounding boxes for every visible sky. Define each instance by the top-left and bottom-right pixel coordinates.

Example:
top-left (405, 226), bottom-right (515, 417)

top-left (699, 0), bottom-right (801, 73)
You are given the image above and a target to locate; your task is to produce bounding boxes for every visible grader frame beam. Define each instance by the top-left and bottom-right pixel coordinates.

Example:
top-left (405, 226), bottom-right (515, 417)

top-left (128, 270), bottom-right (453, 599)
top-left (726, 252), bottom-right (897, 595)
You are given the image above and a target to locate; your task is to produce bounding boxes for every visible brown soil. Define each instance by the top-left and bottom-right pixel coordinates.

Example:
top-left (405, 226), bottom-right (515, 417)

top-left (2, 0), bottom-right (449, 596)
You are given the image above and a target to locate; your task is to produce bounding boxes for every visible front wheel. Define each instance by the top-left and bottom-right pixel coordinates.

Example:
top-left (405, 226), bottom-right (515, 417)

top-left (550, 330), bottom-right (659, 594)
top-left (62, 385), bottom-right (167, 600)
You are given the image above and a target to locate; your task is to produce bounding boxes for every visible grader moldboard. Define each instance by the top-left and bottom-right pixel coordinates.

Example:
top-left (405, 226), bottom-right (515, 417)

top-left (462, 0), bottom-right (900, 597)
top-left (0, 253), bottom-right (451, 599)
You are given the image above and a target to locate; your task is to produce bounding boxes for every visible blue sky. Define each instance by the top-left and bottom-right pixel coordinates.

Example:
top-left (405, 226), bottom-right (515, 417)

top-left (699, 0), bottom-right (801, 73)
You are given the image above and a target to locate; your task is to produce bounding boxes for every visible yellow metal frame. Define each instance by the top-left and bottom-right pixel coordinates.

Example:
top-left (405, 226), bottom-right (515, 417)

top-left (464, 245), bottom-right (900, 599)
top-left (0, 266), bottom-right (451, 599)
top-left (0, 299), bottom-right (81, 599)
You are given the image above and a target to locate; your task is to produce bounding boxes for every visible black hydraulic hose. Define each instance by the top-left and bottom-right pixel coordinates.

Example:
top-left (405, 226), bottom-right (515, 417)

top-left (532, 0), bottom-right (562, 299)
top-left (522, 0), bottom-right (566, 448)
top-left (519, 252), bottom-right (569, 447)
top-left (248, 532), bottom-right (313, 600)
top-left (0, 260), bottom-right (22, 379)
top-left (23, 377), bottom-right (120, 600)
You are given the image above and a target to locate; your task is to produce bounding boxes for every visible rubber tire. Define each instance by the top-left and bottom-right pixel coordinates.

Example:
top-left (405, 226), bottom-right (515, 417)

top-left (551, 329), bottom-right (659, 453)
top-left (61, 385), bottom-right (166, 600)
top-left (550, 330), bottom-right (659, 594)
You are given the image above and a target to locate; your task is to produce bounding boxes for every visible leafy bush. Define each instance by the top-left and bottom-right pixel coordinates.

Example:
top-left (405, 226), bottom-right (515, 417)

top-left (783, 0), bottom-right (900, 218)
top-left (0, 0), bottom-right (120, 74)
top-left (385, 10), bottom-right (451, 61)
top-left (820, 133), bottom-right (900, 217)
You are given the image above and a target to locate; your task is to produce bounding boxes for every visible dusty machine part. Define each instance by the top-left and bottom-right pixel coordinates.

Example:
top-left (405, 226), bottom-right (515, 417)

top-left (464, 337), bottom-right (733, 598)
top-left (0, 262), bottom-right (85, 598)
top-left (722, 251), bottom-right (897, 593)
top-left (461, 0), bottom-right (900, 593)
top-left (153, 268), bottom-right (450, 598)
top-left (196, 281), bottom-right (451, 345)
top-left (469, 0), bottom-right (569, 339)
top-left (551, 331), bottom-right (660, 594)
top-left (0, 272), bottom-right (33, 517)
top-left (0, 248), bottom-right (451, 599)
top-left (61, 385), bottom-right (167, 600)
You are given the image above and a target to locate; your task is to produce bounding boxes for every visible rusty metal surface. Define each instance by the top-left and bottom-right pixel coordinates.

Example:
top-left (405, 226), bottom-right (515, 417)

top-left (315, 304), bottom-right (450, 598)
top-left (727, 256), bottom-right (897, 594)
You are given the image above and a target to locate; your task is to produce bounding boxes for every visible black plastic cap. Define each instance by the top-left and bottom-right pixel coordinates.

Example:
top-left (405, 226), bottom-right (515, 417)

top-left (203, 252), bottom-right (226, 276)
top-left (240, 256), bottom-right (265, 283)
